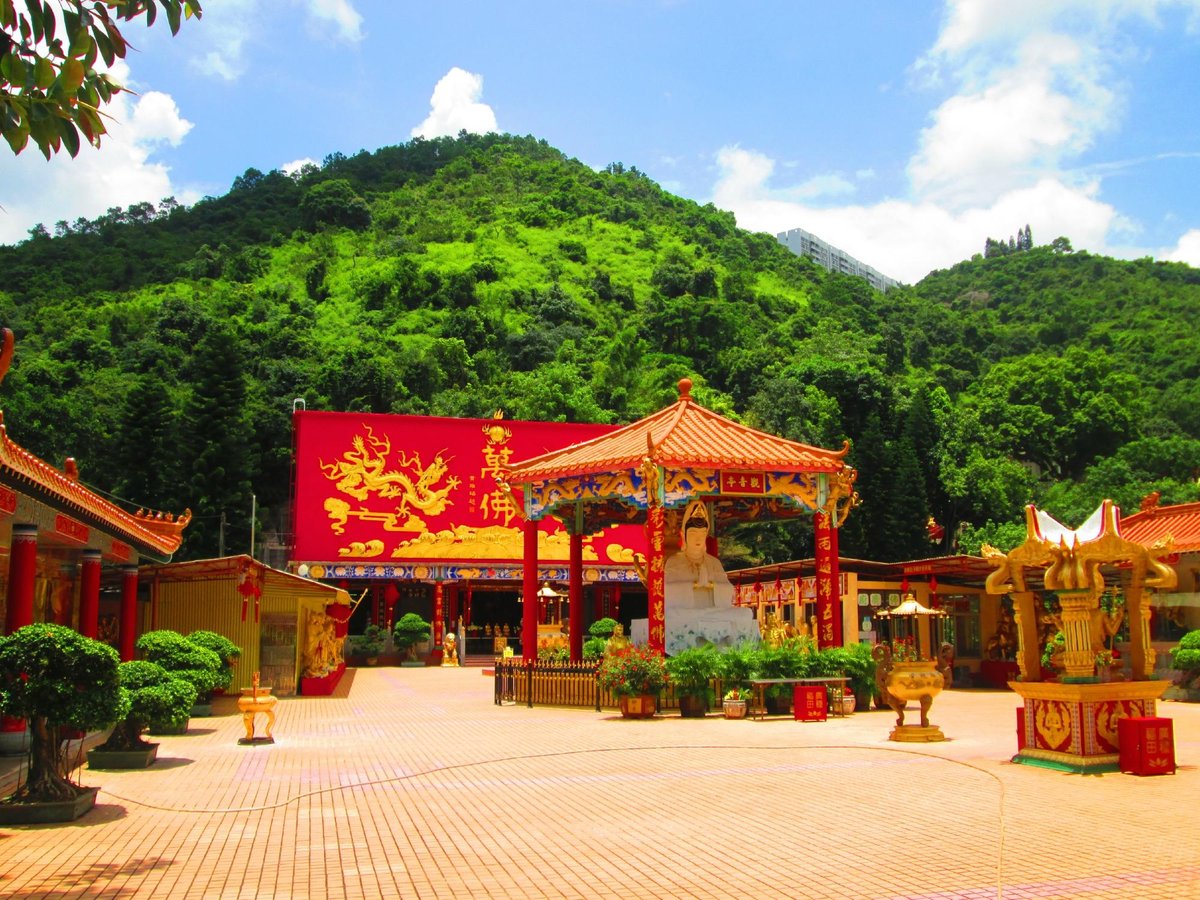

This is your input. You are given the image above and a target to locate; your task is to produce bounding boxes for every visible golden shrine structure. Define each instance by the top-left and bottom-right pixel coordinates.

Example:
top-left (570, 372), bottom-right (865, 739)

top-left (500, 378), bottom-right (858, 661)
top-left (982, 500), bottom-right (1178, 772)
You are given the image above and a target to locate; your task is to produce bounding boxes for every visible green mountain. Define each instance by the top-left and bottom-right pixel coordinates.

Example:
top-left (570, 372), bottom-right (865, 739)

top-left (1, 133), bottom-right (1198, 563)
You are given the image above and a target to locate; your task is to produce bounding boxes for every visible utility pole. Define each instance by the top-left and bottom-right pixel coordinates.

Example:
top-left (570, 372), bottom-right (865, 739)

top-left (219, 511), bottom-right (226, 558)
top-left (250, 493), bottom-right (257, 559)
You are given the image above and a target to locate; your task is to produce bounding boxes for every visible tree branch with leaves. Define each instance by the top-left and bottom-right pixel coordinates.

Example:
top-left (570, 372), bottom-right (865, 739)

top-left (1, 0), bottom-right (201, 158)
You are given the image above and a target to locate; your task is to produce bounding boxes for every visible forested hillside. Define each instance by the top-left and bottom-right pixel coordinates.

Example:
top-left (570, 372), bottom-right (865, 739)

top-left (1, 133), bottom-right (1198, 563)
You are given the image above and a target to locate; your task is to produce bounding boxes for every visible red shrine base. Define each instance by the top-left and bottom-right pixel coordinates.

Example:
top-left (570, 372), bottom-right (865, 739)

top-left (300, 663), bottom-right (346, 696)
top-left (1010, 679), bottom-right (1169, 773)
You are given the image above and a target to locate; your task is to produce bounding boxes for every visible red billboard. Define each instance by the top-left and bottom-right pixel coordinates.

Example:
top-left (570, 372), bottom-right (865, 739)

top-left (292, 411), bottom-right (644, 580)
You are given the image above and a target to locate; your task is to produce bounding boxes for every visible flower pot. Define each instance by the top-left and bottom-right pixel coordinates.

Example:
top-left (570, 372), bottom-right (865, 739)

top-left (618, 695), bottom-right (657, 718)
top-left (678, 694), bottom-right (708, 718)
top-left (840, 692), bottom-right (857, 715)
top-left (0, 786), bottom-right (98, 824)
top-left (87, 743), bottom-right (159, 770)
top-left (722, 699), bottom-right (748, 719)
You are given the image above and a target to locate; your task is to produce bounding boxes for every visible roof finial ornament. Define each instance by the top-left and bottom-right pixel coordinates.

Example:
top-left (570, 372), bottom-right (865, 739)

top-left (678, 377), bottom-right (693, 401)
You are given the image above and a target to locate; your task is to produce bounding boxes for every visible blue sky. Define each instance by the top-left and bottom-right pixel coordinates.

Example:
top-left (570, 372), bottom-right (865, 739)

top-left (2, 0), bottom-right (1199, 283)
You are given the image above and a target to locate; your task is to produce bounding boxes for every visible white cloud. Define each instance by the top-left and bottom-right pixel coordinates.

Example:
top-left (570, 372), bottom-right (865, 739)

top-left (0, 70), bottom-right (197, 245)
top-left (282, 157), bottom-right (319, 175)
top-left (1163, 229), bottom-right (1200, 266)
top-left (189, 0), bottom-right (364, 82)
top-left (411, 68), bottom-right (499, 139)
top-left (306, 0), bottom-right (364, 42)
top-left (712, 146), bottom-right (1118, 283)
top-left (707, 1), bottom-right (1200, 284)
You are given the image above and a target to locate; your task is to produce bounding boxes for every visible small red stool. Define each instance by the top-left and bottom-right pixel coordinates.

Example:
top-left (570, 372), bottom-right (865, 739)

top-left (1118, 717), bottom-right (1175, 776)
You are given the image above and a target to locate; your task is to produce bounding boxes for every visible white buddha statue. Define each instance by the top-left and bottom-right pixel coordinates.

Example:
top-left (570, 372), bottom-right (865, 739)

top-left (662, 499), bottom-right (759, 655)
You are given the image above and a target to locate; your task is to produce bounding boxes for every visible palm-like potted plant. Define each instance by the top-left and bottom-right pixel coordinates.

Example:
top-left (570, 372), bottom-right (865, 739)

top-left (753, 642), bottom-right (810, 714)
top-left (665, 646), bottom-right (719, 717)
top-left (0, 624), bottom-right (129, 822)
top-left (185, 630), bottom-right (241, 695)
top-left (393, 613), bottom-right (431, 664)
top-left (88, 661), bottom-right (197, 769)
top-left (597, 645), bottom-right (668, 718)
top-left (136, 630), bottom-right (222, 730)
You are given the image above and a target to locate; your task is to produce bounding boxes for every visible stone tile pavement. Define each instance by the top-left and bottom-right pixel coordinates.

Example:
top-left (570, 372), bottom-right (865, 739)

top-left (1, 667), bottom-right (1198, 899)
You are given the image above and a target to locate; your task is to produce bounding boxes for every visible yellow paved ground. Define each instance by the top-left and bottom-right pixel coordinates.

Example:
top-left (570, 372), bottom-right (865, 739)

top-left (1, 667), bottom-right (1198, 899)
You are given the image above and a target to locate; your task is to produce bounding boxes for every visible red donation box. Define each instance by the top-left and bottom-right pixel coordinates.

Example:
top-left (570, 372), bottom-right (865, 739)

top-left (1118, 717), bottom-right (1175, 776)
top-left (794, 684), bottom-right (827, 722)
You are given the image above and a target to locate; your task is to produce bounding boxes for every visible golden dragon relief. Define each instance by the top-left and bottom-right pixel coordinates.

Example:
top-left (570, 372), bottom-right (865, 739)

top-left (319, 425), bottom-right (460, 516)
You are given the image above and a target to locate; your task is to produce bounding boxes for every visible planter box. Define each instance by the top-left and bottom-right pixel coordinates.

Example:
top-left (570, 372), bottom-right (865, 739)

top-left (87, 744), bottom-right (159, 770)
top-left (0, 786), bottom-right (99, 824)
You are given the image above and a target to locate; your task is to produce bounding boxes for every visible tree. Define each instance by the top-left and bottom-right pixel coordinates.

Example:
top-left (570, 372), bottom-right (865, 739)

top-left (0, 624), bottom-right (128, 802)
top-left (1, 1), bottom-right (202, 158)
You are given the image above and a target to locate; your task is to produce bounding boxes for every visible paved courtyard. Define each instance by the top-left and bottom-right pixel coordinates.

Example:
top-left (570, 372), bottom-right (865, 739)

top-left (1, 667), bottom-right (1198, 899)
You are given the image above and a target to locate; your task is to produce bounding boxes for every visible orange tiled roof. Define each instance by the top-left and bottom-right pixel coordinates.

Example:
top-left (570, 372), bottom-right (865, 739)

top-left (1120, 500), bottom-right (1200, 555)
top-left (0, 419), bottom-right (189, 558)
top-left (505, 378), bottom-right (851, 483)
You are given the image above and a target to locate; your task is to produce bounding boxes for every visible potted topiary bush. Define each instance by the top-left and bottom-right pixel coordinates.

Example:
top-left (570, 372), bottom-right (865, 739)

top-left (588, 617), bottom-right (619, 639)
top-left (665, 645), bottom-right (719, 717)
top-left (348, 624), bottom-right (388, 665)
top-left (392, 613), bottom-right (432, 664)
top-left (136, 630), bottom-right (222, 729)
top-left (1169, 630), bottom-right (1200, 701)
top-left (0, 624), bottom-right (129, 823)
top-left (185, 630), bottom-right (241, 695)
top-left (88, 661), bottom-right (197, 769)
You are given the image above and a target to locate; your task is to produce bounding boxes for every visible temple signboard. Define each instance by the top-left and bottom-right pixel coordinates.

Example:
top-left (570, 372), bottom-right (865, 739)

top-left (292, 411), bottom-right (645, 578)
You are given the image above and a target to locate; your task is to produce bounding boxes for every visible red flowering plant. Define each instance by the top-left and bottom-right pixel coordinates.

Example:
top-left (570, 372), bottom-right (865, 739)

top-left (596, 645), bottom-right (668, 697)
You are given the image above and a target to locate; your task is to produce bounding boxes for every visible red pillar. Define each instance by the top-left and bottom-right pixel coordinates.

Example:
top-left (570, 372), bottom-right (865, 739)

top-left (78, 550), bottom-right (101, 639)
top-left (119, 565), bottom-right (139, 661)
top-left (646, 506), bottom-right (665, 655)
top-left (522, 518), bottom-right (539, 662)
top-left (813, 512), bottom-right (843, 648)
top-left (5, 524), bottom-right (38, 633)
top-left (569, 531), bottom-right (584, 661)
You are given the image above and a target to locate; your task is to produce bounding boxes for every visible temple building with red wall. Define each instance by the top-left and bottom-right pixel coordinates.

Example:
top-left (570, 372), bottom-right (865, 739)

top-left (288, 409), bottom-right (646, 658)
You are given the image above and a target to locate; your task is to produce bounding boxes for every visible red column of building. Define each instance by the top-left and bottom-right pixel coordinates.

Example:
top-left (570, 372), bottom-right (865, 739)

top-left (78, 550), bottom-right (101, 639)
top-left (119, 565), bottom-right (139, 661)
top-left (569, 531), bottom-right (584, 661)
top-left (522, 518), bottom-right (539, 662)
top-left (5, 524), bottom-right (38, 633)
top-left (829, 519), bottom-right (843, 647)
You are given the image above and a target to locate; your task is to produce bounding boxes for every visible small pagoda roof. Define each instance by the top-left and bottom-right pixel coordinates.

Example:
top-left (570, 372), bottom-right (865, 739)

top-left (0, 416), bottom-right (189, 559)
top-left (1120, 496), bottom-right (1200, 554)
top-left (504, 378), bottom-right (850, 483)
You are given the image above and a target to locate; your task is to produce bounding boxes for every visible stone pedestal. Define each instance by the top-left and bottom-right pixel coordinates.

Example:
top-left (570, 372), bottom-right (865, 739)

top-left (1010, 679), bottom-right (1168, 773)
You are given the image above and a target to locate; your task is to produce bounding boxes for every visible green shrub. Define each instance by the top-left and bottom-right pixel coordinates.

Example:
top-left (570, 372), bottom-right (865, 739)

top-left (97, 660), bottom-right (197, 751)
top-left (665, 646), bottom-right (719, 700)
top-left (1170, 630), bottom-right (1200, 689)
top-left (716, 643), bottom-right (757, 692)
top-left (0, 624), bottom-right (129, 802)
top-left (136, 630), bottom-right (223, 699)
top-left (582, 636), bottom-right (608, 659)
top-left (185, 630), bottom-right (242, 691)
top-left (392, 613), bottom-right (432, 660)
top-left (348, 624), bottom-right (388, 658)
top-left (588, 617), bottom-right (618, 638)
